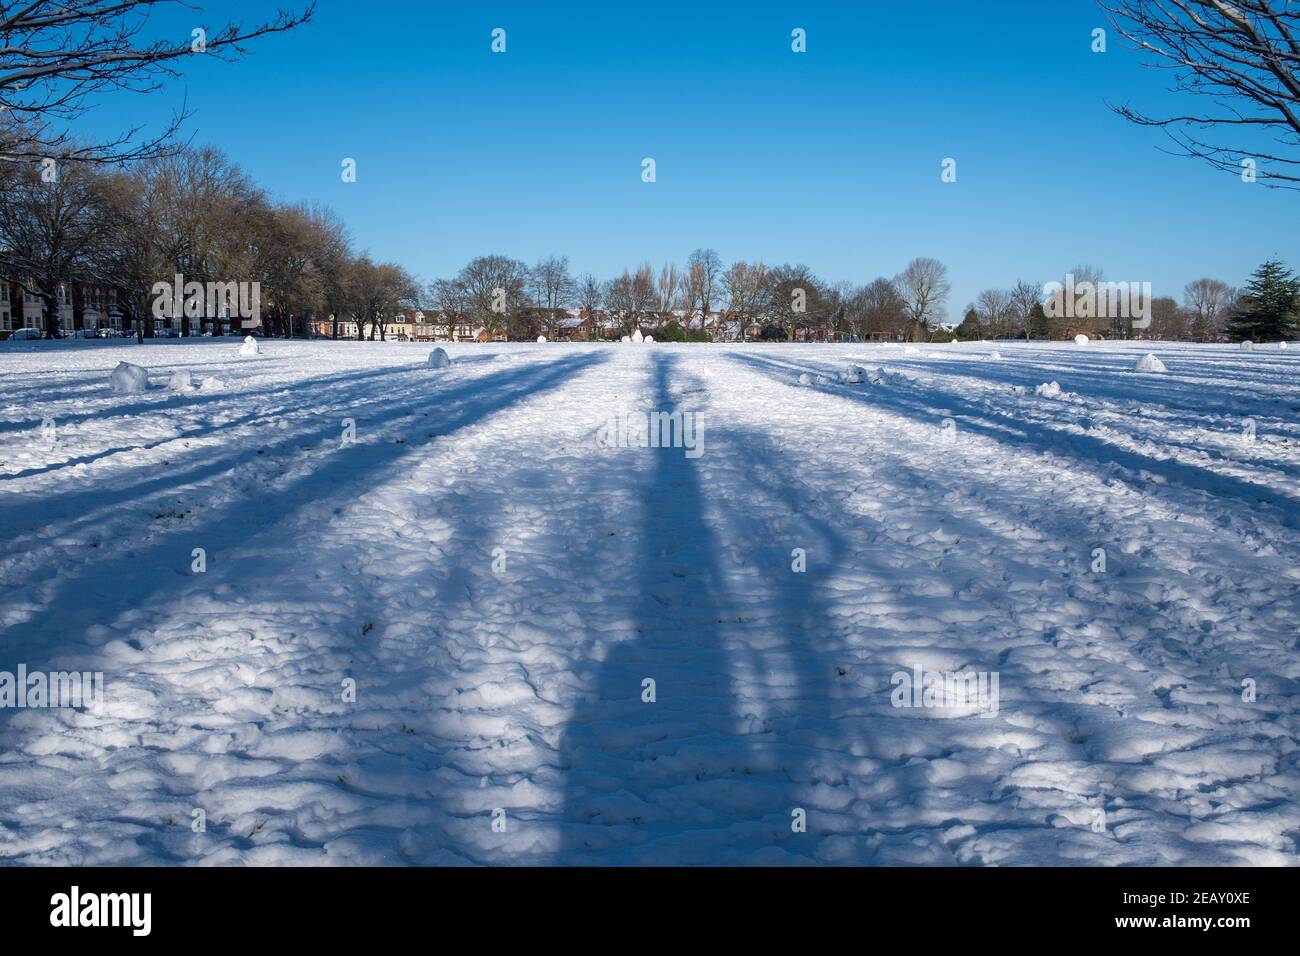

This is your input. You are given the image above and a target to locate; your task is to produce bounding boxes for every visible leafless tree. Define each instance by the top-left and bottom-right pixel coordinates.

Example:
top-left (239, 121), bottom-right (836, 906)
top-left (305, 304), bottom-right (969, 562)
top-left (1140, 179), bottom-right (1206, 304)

top-left (1183, 276), bottom-right (1236, 339)
top-left (0, 1), bottom-right (314, 164)
top-left (530, 254), bottom-right (575, 309)
top-left (430, 275), bottom-right (471, 338)
top-left (764, 263), bottom-right (825, 340)
top-left (722, 260), bottom-right (769, 340)
top-left (0, 158), bottom-right (110, 336)
top-left (1101, 1), bottom-right (1300, 187)
top-left (453, 254), bottom-right (528, 336)
top-left (655, 262), bottom-right (683, 317)
top-left (895, 257), bottom-right (951, 330)
top-left (860, 277), bottom-right (911, 340)
top-left (976, 288), bottom-right (1015, 338)
top-left (576, 272), bottom-right (603, 322)
top-left (685, 248), bottom-right (724, 322)
top-left (1008, 278), bottom-right (1045, 336)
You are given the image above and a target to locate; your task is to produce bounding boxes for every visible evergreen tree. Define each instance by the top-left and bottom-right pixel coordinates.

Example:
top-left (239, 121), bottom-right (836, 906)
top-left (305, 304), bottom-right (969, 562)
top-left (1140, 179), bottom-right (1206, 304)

top-left (1027, 303), bottom-right (1050, 340)
top-left (956, 307), bottom-right (982, 340)
top-left (1224, 260), bottom-right (1298, 342)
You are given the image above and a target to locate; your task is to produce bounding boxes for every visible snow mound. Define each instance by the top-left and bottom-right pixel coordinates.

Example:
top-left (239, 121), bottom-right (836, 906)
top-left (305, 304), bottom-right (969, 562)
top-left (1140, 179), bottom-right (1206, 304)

top-left (198, 377), bottom-right (224, 392)
top-left (989, 351), bottom-right (1002, 360)
top-left (536, 335), bottom-right (547, 343)
top-left (1280, 342), bottom-right (1289, 350)
top-left (631, 329), bottom-right (644, 343)
top-left (1240, 340), bottom-right (1254, 351)
top-left (797, 372), bottom-right (813, 386)
top-left (1135, 353), bottom-right (1167, 373)
top-left (867, 367), bottom-right (886, 385)
top-left (237, 336), bottom-right (260, 357)
top-left (644, 335), bottom-right (654, 343)
top-left (839, 365), bottom-right (865, 384)
top-left (1074, 334), bottom-right (1089, 345)
top-left (167, 369), bottom-right (193, 391)
top-left (427, 347), bottom-right (451, 368)
top-left (1035, 381), bottom-right (1064, 398)
top-left (109, 361), bottom-right (149, 395)
top-left (620, 335), bottom-right (631, 343)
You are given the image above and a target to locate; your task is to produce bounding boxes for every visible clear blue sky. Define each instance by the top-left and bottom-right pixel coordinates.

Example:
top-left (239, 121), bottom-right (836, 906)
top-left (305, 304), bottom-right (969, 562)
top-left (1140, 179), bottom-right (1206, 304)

top-left (81, 0), bottom-right (1297, 318)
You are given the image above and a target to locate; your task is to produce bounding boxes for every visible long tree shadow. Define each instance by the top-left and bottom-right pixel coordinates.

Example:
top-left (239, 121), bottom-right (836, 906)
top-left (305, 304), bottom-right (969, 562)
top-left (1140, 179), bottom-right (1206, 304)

top-left (556, 352), bottom-right (856, 863)
top-left (733, 352), bottom-right (1300, 533)
top-left (0, 358), bottom-right (568, 580)
top-left (726, 350), bottom-right (1300, 863)
top-left (0, 352), bottom-right (604, 756)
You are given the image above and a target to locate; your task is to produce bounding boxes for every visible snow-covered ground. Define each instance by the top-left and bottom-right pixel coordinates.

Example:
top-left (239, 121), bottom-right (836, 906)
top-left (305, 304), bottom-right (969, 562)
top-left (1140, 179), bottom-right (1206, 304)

top-left (1, 337), bottom-right (1298, 865)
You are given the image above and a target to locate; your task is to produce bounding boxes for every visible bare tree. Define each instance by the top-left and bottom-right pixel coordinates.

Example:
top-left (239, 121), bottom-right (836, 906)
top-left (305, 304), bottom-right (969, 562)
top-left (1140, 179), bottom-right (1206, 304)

top-left (0, 158), bottom-right (110, 336)
top-left (655, 262), bottom-right (683, 317)
top-left (1102, 1), bottom-right (1300, 187)
top-left (860, 277), bottom-right (910, 340)
top-left (0, 1), bottom-right (314, 165)
top-left (455, 254), bottom-right (528, 337)
top-left (1183, 277), bottom-right (1236, 340)
top-left (976, 288), bottom-right (1015, 338)
top-left (765, 263), bottom-right (825, 340)
top-left (576, 272), bottom-right (603, 316)
top-left (1008, 279), bottom-right (1045, 337)
top-left (722, 260), bottom-right (769, 340)
top-left (895, 257), bottom-right (951, 331)
top-left (685, 248), bottom-right (724, 323)
top-left (430, 275), bottom-right (471, 340)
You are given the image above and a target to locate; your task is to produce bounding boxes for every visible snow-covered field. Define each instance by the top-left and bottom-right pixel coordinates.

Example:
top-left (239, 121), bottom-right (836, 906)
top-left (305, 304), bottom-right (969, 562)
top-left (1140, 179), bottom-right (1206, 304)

top-left (1, 337), bottom-right (1298, 866)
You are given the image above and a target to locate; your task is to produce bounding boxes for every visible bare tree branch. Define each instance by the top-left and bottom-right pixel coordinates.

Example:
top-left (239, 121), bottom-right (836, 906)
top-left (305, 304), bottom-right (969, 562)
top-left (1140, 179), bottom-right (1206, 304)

top-left (1101, 0), bottom-right (1300, 188)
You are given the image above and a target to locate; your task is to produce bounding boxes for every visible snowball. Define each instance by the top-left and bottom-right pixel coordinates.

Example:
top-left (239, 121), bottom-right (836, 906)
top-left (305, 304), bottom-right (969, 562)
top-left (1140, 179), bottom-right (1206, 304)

top-left (797, 372), bottom-right (813, 386)
top-left (644, 335), bottom-right (654, 343)
top-left (839, 366), bottom-right (864, 384)
top-left (989, 351), bottom-right (1002, 360)
top-left (1035, 381), bottom-right (1063, 398)
top-left (815, 375), bottom-right (832, 386)
top-left (536, 335), bottom-right (547, 343)
top-left (1241, 340), bottom-right (1254, 351)
top-left (867, 368), bottom-right (886, 385)
top-left (427, 347), bottom-right (451, 368)
top-left (167, 368), bottom-right (193, 391)
top-left (1073, 334), bottom-right (1089, 345)
top-left (1281, 342), bottom-right (1289, 350)
top-left (109, 361), bottom-right (149, 395)
top-left (620, 335), bottom-right (631, 343)
top-left (1134, 353), bottom-right (1166, 373)
top-left (238, 335), bottom-right (260, 357)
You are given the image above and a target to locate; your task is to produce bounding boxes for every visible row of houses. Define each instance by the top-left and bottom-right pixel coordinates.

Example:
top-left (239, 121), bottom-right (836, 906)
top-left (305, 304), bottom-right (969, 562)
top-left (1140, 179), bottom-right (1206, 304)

top-left (0, 280), bottom-right (126, 337)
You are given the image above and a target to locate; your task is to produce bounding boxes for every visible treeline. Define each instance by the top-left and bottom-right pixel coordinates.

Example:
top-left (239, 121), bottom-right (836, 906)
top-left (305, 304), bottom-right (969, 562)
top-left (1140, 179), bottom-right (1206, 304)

top-left (1, 143), bottom-right (1292, 344)
top-left (0, 146), bottom-right (416, 341)
top-left (949, 265), bottom-right (1296, 344)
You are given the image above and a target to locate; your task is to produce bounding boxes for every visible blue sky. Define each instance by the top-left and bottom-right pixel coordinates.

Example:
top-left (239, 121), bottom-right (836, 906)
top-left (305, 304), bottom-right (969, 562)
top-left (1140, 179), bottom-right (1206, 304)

top-left (81, 0), bottom-right (1297, 317)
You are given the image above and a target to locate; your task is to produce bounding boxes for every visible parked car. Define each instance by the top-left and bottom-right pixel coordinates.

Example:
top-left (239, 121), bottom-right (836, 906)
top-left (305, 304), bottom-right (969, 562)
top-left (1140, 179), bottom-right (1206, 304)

top-left (152, 327), bottom-right (177, 338)
top-left (96, 327), bottom-right (122, 338)
top-left (69, 329), bottom-right (99, 339)
top-left (7, 327), bottom-right (43, 341)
